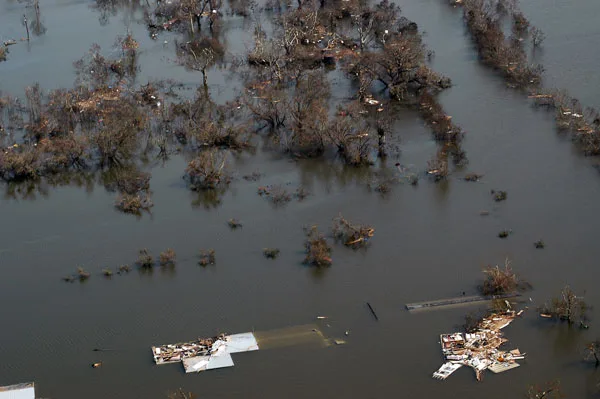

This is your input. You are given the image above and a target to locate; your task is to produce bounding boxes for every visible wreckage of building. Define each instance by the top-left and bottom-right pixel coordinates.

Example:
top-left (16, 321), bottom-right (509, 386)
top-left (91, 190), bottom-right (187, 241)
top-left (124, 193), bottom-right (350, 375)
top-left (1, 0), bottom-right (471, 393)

top-left (433, 310), bottom-right (525, 381)
top-left (152, 332), bottom-right (259, 373)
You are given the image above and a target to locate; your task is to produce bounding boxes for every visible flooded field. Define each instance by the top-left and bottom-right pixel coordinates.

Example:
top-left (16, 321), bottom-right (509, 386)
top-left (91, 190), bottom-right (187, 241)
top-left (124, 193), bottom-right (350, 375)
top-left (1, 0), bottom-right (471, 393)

top-left (1, 0), bottom-right (600, 398)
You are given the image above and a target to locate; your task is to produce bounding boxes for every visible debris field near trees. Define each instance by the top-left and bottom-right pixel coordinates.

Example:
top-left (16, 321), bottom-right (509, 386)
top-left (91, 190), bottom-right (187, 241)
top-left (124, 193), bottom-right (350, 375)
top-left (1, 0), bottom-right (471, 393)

top-left (433, 310), bottom-right (526, 381)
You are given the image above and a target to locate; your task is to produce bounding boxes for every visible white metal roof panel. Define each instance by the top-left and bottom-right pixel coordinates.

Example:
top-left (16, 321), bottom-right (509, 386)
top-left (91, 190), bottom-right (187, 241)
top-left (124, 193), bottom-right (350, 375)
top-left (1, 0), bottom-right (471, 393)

top-left (0, 383), bottom-right (35, 399)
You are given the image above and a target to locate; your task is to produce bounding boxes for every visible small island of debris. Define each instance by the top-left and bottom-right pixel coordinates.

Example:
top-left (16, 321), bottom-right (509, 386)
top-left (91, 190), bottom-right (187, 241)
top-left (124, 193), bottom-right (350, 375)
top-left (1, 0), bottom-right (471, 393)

top-left (433, 310), bottom-right (525, 381)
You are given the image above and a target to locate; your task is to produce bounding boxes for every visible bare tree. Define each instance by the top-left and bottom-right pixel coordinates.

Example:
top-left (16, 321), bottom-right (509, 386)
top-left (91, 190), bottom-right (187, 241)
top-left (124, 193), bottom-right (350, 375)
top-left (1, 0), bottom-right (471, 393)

top-left (540, 285), bottom-right (588, 325)
top-left (527, 380), bottom-right (563, 399)
top-left (584, 340), bottom-right (600, 368)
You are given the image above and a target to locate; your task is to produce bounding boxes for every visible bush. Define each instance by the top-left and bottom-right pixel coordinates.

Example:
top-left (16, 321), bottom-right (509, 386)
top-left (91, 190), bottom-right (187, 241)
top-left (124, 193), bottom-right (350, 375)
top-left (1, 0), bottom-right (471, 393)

top-left (137, 248), bottom-right (154, 268)
top-left (480, 261), bottom-right (524, 295)
top-left (159, 248), bottom-right (177, 267)
top-left (263, 248), bottom-right (280, 259)
top-left (198, 249), bottom-right (216, 266)
top-left (332, 214), bottom-right (374, 248)
top-left (303, 226), bottom-right (332, 266)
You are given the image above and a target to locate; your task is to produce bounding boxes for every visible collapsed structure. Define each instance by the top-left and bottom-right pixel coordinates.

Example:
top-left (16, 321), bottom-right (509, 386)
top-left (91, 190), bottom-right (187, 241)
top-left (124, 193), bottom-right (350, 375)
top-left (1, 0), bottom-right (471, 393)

top-left (152, 332), bottom-right (259, 373)
top-left (433, 310), bottom-right (525, 381)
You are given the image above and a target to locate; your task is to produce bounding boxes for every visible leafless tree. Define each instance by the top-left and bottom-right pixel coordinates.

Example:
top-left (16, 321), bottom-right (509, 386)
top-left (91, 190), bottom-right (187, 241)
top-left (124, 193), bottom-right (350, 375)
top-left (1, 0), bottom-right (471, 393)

top-left (540, 285), bottom-right (588, 325)
top-left (527, 380), bottom-right (563, 399)
top-left (584, 340), bottom-right (600, 368)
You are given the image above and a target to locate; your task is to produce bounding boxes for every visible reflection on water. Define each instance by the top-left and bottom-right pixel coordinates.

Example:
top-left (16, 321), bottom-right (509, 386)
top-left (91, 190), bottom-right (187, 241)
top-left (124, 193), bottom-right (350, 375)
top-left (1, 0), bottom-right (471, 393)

top-left (1, 0), bottom-right (600, 398)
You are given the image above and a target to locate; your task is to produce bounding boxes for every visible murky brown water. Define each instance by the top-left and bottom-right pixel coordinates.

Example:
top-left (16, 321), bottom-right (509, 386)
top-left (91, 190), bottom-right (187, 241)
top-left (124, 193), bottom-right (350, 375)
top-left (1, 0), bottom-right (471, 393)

top-left (1, 0), bottom-right (600, 398)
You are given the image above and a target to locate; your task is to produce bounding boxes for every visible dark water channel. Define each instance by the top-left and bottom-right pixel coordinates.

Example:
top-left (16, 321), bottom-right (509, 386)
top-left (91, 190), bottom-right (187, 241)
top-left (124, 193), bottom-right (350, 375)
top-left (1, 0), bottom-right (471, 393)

top-left (1, 0), bottom-right (600, 398)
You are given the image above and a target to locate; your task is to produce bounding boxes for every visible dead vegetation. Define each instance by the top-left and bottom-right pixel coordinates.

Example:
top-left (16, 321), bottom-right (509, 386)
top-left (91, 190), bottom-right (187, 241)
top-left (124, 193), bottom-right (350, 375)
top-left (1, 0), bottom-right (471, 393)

top-left (227, 218), bottom-right (243, 229)
top-left (491, 189), bottom-right (507, 201)
top-left (531, 89), bottom-right (600, 155)
top-left (168, 389), bottom-right (196, 399)
top-left (263, 248), bottom-right (280, 259)
top-left (539, 285), bottom-right (589, 326)
top-left (198, 249), bottom-right (216, 266)
top-left (526, 380), bottom-right (562, 399)
top-left (0, 46), bottom-right (7, 62)
top-left (303, 225), bottom-right (332, 266)
top-left (332, 214), bottom-right (374, 248)
top-left (584, 340), bottom-right (600, 368)
top-left (137, 248), bottom-right (154, 268)
top-left (461, 0), bottom-right (544, 89)
top-left (480, 260), bottom-right (527, 295)
top-left (184, 150), bottom-right (230, 190)
top-left (159, 248), bottom-right (177, 267)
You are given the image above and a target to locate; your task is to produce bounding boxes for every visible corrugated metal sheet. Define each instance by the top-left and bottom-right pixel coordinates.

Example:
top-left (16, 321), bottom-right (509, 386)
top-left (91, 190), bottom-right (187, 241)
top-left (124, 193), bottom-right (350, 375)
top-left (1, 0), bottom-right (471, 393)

top-left (0, 383), bottom-right (35, 399)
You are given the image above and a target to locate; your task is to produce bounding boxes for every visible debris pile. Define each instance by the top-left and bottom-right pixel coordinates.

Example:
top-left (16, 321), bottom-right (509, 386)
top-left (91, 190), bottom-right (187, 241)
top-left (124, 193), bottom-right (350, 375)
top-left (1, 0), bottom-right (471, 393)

top-left (152, 334), bottom-right (226, 364)
top-left (433, 310), bottom-right (525, 381)
top-left (152, 332), bottom-right (259, 373)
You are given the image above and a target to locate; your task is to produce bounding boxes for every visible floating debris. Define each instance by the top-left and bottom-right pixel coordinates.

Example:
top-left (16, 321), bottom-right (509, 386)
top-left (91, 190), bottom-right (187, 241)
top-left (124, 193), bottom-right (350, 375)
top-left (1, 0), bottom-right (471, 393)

top-left (433, 310), bottom-right (525, 381)
top-left (91, 362), bottom-right (103, 368)
top-left (152, 333), bottom-right (259, 374)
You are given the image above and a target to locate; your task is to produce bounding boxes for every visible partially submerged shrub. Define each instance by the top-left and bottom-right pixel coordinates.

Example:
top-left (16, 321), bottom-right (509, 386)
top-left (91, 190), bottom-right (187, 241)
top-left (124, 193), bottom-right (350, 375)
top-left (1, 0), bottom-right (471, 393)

top-left (491, 190), bottom-right (507, 202)
top-left (137, 248), bottom-right (154, 268)
top-left (115, 193), bottom-right (153, 214)
top-left (480, 261), bottom-right (525, 295)
top-left (184, 150), bottom-right (230, 190)
top-left (303, 226), bottom-right (332, 266)
top-left (498, 229), bottom-right (512, 238)
top-left (159, 248), bottom-right (177, 267)
top-left (117, 264), bottom-right (131, 274)
top-left (294, 186), bottom-right (309, 201)
top-left (263, 248), bottom-right (280, 259)
top-left (332, 214), bottom-right (374, 248)
top-left (584, 340), bottom-right (600, 367)
top-left (258, 184), bottom-right (292, 205)
top-left (227, 218), bottom-right (243, 229)
top-left (198, 249), bottom-right (216, 266)
top-left (539, 285), bottom-right (588, 325)
top-left (534, 240), bottom-right (545, 249)
top-left (464, 173), bottom-right (483, 182)
top-left (242, 171), bottom-right (262, 181)
top-left (102, 268), bottom-right (113, 277)
top-left (77, 267), bottom-right (91, 281)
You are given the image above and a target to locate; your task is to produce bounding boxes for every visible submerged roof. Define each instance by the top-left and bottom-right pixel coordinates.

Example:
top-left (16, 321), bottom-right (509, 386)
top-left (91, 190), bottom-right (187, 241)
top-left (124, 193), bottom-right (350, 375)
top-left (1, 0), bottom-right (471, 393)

top-left (0, 383), bottom-right (35, 399)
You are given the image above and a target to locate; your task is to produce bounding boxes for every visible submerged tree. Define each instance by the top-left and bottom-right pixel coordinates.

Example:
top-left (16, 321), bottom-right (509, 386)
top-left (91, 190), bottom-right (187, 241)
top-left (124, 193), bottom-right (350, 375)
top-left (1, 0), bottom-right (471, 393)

top-left (584, 339), bottom-right (600, 368)
top-left (527, 380), bottom-right (563, 399)
top-left (480, 259), bottom-right (527, 295)
top-left (332, 214), bottom-right (374, 248)
top-left (539, 285), bottom-right (588, 325)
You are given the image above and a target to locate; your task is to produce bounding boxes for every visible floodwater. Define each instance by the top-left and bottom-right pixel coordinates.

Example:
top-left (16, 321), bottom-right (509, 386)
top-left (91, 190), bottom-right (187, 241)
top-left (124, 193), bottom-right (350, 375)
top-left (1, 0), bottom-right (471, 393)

top-left (1, 0), bottom-right (600, 398)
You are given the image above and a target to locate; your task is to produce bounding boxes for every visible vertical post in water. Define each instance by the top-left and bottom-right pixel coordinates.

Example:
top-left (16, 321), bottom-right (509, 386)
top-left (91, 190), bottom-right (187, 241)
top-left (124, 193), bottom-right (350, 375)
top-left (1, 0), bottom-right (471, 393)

top-left (23, 14), bottom-right (30, 41)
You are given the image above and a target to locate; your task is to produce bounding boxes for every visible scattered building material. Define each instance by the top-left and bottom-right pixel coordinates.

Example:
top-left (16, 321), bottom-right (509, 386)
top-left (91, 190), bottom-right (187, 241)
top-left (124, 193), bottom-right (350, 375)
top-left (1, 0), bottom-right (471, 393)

top-left (433, 310), bottom-right (525, 381)
top-left (152, 332), bottom-right (259, 374)
top-left (0, 382), bottom-right (35, 399)
top-left (406, 293), bottom-right (520, 311)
